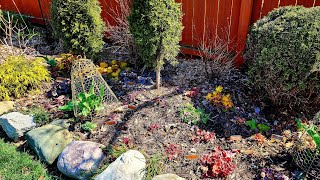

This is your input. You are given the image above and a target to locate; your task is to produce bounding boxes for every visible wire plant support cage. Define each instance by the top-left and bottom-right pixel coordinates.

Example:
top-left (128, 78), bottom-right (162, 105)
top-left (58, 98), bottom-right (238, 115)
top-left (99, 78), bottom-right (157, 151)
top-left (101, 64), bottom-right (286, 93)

top-left (293, 122), bottom-right (320, 180)
top-left (71, 58), bottom-right (118, 120)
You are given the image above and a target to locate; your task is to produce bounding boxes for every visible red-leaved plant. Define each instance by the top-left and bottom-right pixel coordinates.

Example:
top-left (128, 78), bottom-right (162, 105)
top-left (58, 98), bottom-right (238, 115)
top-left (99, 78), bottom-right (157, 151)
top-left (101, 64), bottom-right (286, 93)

top-left (192, 128), bottom-right (215, 143)
top-left (200, 146), bottom-right (238, 178)
top-left (165, 143), bottom-right (182, 161)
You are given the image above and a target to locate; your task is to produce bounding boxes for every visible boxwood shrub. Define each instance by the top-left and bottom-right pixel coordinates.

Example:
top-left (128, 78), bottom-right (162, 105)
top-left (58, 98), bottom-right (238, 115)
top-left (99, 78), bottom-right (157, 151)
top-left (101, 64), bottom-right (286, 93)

top-left (245, 6), bottom-right (320, 112)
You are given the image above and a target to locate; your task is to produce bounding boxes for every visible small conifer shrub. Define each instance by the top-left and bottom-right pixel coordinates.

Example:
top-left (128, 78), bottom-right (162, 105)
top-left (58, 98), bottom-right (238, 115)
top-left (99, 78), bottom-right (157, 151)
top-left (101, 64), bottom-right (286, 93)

top-left (128, 0), bottom-right (183, 89)
top-left (50, 0), bottom-right (106, 58)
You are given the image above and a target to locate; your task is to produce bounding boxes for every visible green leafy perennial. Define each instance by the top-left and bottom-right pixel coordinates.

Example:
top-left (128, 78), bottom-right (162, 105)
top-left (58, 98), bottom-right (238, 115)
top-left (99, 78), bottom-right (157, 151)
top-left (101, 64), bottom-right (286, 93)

top-left (59, 83), bottom-right (105, 118)
top-left (50, 0), bottom-right (106, 58)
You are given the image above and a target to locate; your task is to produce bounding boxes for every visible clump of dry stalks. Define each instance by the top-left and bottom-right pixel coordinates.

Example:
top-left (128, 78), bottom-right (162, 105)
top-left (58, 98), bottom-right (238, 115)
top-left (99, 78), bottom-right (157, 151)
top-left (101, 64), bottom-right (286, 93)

top-left (197, 22), bottom-right (237, 80)
top-left (0, 8), bottom-right (38, 60)
top-left (102, 0), bottom-right (138, 65)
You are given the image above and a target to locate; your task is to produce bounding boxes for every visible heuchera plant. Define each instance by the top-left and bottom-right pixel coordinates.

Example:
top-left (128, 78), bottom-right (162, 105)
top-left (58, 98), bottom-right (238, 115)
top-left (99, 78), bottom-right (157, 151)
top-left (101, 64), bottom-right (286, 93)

top-left (200, 146), bottom-right (238, 178)
top-left (206, 86), bottom-right (233, 109)
top-left (165, 143), bottom-right (182, 161)
top-left (192, 128), bottom-right (215, 143)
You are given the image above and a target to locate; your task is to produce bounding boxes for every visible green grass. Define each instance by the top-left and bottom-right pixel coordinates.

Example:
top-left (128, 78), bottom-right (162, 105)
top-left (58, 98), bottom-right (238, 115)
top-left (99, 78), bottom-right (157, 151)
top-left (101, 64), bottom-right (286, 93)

top-left (0, 139), bottom-right (52, 180)
top-left (145, 154), bottom-right (164, 180)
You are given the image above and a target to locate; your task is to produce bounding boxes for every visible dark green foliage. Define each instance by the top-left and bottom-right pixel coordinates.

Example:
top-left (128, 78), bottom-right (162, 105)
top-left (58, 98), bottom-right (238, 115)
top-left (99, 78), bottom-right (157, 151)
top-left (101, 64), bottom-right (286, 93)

top-left (128, 0), bottom-right (183, 68)
top-left (50, 0), bottom-right (106, 58)
top-left (245, 6), bottom-right (320, 111)
top-left (37, 56), bottom-right (57, 67)
top-left (245, 119), bottom-right (271, 133)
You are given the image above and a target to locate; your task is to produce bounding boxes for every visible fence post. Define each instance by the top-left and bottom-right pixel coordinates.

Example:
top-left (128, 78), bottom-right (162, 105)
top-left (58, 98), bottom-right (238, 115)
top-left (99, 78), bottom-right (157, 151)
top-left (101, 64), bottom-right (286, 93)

top-left (235, 0), bottom-right (253, 66)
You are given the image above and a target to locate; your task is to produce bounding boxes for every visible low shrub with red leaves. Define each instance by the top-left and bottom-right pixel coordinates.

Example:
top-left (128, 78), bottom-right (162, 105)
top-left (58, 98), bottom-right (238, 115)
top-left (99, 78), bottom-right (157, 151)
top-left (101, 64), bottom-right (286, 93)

top-left (200, 146), bottom-right (238, 178)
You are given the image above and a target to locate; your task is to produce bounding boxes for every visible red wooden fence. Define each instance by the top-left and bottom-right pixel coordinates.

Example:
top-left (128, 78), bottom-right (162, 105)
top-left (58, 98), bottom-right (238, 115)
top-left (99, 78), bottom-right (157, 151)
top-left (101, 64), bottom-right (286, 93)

top-left (0, 0), bottom-right (320, 65)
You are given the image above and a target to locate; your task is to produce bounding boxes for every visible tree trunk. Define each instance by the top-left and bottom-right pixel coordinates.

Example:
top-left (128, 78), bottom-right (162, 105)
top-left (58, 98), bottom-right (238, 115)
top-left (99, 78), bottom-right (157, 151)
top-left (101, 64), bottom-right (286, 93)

top-left (156, 58), bottom-right (161, 89)
top-left (155, 36), bottom-right (163, 89)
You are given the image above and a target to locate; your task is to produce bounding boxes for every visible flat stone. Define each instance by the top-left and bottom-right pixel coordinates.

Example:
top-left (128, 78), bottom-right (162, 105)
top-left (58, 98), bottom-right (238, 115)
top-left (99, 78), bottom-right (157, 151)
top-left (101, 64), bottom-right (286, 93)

top-left (0, 101), bottom-right (14, 115)
top-left (94, 150), bottom-right (146, 180)
top-left (0, 112), bottom-right (36, 141)
top-left (26, 120), bottom-right (72, 164)
top-left (152, 173), bottom-right (186, 180)
top-left (57, 141), bottom-right (105, 180)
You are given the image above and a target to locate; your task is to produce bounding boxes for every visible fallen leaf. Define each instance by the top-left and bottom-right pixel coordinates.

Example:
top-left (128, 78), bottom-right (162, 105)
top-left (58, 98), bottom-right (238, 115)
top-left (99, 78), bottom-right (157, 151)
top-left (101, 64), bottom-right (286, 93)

top-left (185, 154), bottom-right (199, 160)
top-left (128, 105), bottom-right (137, 110)
top-left (105, 120), bottom-right (117, 125)
top-left (229, 135), bottom-right (242, 141)
top-left (38, 176), bottom-right (44, 180)
top-left (241, 149), bottom-right (254, 155)
top-left (253, 133), bottom-right (266, 143)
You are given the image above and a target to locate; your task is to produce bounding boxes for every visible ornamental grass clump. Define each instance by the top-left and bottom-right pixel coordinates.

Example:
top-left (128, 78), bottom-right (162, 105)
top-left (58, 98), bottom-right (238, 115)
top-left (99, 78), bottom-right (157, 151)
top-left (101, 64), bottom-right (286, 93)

top-left (128, 0), bottom-right (183, 89)
top-left (0, 56), bottom-right (50, 100)
top-left (50, 0), bottom-right (106, 58)
top-left (245, 6), bottom-right (320, 112)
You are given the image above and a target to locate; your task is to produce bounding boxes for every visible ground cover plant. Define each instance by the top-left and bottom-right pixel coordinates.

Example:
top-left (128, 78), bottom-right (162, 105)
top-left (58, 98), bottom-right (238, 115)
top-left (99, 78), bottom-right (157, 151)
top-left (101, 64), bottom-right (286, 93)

top-left (0, 139), bottom-right (52, 180)
top-left (0, 55), bottom-right (50, 100)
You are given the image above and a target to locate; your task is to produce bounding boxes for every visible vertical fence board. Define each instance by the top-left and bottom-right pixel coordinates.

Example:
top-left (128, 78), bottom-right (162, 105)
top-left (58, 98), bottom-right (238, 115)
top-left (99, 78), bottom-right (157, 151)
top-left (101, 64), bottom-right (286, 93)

top-left (180, 0), bottom-right (193, 47)
top-left (1, 0), bottom-right (320, 65)
top-left (279, 0), bottom-right (299, 6)
top-left (251, 0), bottom-right (264, 23)
top-left (192, 0), bottom-right (206, 47)
top-left (229, 0), bottom-right (241, 49)
top-left (261, 0), bottom-right (280, 17)
top-left (298, 0), bottom-right (316, 7)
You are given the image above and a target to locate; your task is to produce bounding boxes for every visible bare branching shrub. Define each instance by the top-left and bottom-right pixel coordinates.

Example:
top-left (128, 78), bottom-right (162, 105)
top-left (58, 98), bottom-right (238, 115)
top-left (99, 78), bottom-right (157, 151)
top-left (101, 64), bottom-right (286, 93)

top-left (103, 0), bottom-right (137, 65)
top-left (198, 23), bottom-right (237, 80)
top-left (0, 11), bottom-right (38, 58)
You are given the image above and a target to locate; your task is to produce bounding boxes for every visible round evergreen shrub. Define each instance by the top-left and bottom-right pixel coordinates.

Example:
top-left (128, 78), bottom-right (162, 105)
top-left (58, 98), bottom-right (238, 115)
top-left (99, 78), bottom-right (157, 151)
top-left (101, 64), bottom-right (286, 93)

top-left (0, 56), bottom-right (51, 100)
top-left (50, 0), bottom-right (106, 58)
top-left (245, 6), bottom-right (320, 111)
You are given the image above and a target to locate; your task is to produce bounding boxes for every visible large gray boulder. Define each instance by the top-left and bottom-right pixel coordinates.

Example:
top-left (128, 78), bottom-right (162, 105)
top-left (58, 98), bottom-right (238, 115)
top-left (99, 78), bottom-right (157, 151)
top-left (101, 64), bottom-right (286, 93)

top-left (0, 112), bottom-right (36, 141)
top-left (57, 141), bottom-right (105, 180)
top-left (0, 101), bottom-right (14, 115)
top-left (152, 174), bottom-right (186, 180)
top-left (26, 120), bottom-right (72, 164)
top-left (94, 150), bottom-right (146, 180)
